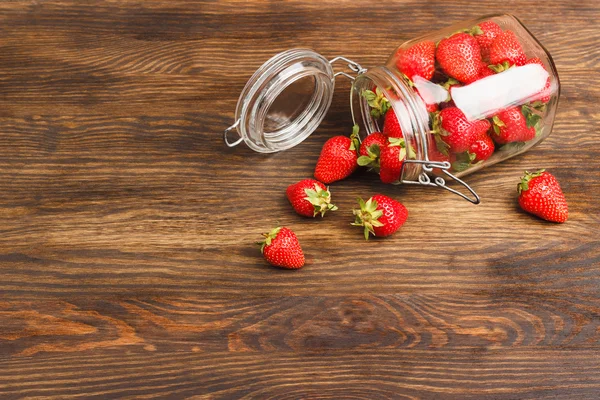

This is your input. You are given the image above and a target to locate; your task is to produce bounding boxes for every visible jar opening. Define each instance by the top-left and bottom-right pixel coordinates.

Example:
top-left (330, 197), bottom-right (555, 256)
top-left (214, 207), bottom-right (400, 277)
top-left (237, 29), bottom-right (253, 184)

top-left (264, 75), bottom-right (317, 133)
top-left (234, 49), bottom-right (335, 153)
top-left (351, 67), bottom-right (431, 182)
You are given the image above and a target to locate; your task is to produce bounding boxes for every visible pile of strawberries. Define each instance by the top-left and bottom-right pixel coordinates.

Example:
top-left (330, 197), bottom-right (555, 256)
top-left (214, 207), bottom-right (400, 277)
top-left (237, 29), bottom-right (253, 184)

top-left (360, 19), bottom-right (552, 179)
top-left (258, 20), bottom-right (567, 270)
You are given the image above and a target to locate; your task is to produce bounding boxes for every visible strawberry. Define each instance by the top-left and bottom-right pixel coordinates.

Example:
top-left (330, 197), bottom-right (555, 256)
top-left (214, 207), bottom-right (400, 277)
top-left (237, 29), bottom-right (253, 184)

top-left (357, 132), bottom-right (387, 170)
top-left (382, 109), bottom-right (403, 138)
top-left (468, 133), bottom-right (495, 162)
top-left (362, 87), bottom-right (391, 119)
top-left (396, 40), bottom-right (436, 81)
top-left (259, 227), bottom-right (305, 269)
top-left (352, 195), bottom-right (408, 240)
top-left (489, 30), bottom-right (527, 67)
top-left (286, 179), bottom-right (337, 218)
top-left (471, 20), bottom-right (503, 61)
top-left (491, 106), bottom-right (536, 144)
top-left (379, 137), bottom-right (413, 184)
top-left (314, 125), bottom-right (360, 184)
top-left (452, 132), bottom-right (495, 172)
top-left (436, 33), bottom-right (482, 84)
top-left (518, 170), bottom-right (568, 223)
top-left (525, 57), bottom-right (551, 103)
top-left (433, 107), bottom-right (491, 153)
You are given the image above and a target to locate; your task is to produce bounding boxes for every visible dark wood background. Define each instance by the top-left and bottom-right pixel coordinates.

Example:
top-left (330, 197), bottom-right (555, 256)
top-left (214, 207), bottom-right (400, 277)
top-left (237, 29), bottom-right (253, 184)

top-left (0, 0), bottom-right (599, 398)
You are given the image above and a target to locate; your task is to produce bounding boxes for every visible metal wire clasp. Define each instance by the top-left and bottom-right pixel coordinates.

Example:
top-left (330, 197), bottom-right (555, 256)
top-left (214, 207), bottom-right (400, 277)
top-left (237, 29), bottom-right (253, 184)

top-left (329, 56), bottom-right (367, 81)
top-left (401, 160), bottom-right (481, 204)
top-left (223, 119), bottom-right (242, 148)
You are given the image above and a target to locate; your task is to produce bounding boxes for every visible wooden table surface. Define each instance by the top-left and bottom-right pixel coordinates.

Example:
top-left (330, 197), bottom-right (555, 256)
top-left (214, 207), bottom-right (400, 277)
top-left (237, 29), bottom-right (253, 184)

top-left (1, 0), bottom-right (599, 398)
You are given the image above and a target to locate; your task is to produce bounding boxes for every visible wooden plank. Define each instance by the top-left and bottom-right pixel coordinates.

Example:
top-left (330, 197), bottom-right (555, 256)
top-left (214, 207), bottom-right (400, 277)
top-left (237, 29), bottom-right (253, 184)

top-left (0, 0), bottom-right (599, 397)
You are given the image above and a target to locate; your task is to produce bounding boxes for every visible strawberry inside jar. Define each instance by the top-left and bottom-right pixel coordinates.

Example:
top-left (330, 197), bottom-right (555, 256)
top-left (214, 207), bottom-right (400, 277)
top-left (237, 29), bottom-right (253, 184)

top-left (351, 14), bottom-right (559, 195)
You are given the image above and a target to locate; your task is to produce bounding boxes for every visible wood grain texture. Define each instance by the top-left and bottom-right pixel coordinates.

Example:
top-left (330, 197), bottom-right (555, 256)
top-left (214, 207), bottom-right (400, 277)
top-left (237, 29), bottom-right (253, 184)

top-left (0, 0), bottom-right (599, 398)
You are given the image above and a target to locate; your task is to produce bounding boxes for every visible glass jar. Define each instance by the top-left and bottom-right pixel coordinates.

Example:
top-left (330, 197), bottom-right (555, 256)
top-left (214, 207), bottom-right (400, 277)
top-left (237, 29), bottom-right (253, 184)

top-left (224, 15), bottom-right (559, 204)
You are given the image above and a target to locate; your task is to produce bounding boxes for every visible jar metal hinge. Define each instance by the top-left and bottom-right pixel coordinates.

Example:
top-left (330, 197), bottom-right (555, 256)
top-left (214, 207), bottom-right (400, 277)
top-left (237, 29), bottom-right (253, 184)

top-left (329, 56), bottom-right (367, 81)
top-left (401, 160), bottom-right (481, 204)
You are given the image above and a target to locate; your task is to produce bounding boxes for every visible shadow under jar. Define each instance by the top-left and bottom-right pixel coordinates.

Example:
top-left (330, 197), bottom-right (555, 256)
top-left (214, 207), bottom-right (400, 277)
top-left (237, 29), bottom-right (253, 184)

top-left (225, 15), bottom-right (560, 204)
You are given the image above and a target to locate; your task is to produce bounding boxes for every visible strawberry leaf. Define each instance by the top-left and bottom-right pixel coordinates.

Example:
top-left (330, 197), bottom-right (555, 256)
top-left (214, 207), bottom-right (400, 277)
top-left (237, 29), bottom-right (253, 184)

top-left (357, 155), bottom-right (375, 166)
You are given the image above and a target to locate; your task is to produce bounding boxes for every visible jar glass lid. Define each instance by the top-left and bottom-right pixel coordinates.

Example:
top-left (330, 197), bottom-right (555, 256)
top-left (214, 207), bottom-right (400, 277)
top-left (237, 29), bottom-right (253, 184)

top-left (224, 49), bottom-right (336, 153)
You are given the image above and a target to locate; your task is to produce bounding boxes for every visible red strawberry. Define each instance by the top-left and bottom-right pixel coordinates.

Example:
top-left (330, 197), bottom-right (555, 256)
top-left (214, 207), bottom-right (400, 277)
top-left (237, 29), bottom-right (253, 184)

top-left (471, 20), bottom-right (503, 61)
top-left (379, 137), bottom-right (412, 184)
top-left (518, 170), bottom-right (568, 223)
top-left (382, 109), bottom-right (403, 138)
top-left (357, 132), bottom-right (387, 170)
top-left (314, 125), bottom-right (360, 184)
top-left (436, 33), bottom-right (482, 84)
top-left (286, 179), bottom-right (337, 218)
top-left (491, 107), bottom-right (536, 144)
top-left (259, 227), bottom-right (305, 269)
top-left (359, 132), bottom-right (387, 157)
top-left (525, 57), bottom-right (551, 103)
top-left (478, 61), bottom-right (495, 79)
top-left (489, 30), bottom-right (527, 67)
top-left (352, 194), bottom-right (408, 240)
top-left (434, 107), bottom-right (491, 153)
top-left (469, 133), bottom-right (495, 162)
top-left (396, 40), bottom-right (436, 81)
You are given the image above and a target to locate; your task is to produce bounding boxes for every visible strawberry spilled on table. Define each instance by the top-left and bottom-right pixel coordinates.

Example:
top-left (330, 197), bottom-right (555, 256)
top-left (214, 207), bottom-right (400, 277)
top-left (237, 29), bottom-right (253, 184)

top-left (352, 195), bottom-right (408, 240)
top-left (286, 179), bottom-right (337, 218)
top-left (314, 125), bottom-right (360, 184)
top-left (518, 170), bottom-right (568, 223)
top-left (259, 227), bottom-right (305, 269)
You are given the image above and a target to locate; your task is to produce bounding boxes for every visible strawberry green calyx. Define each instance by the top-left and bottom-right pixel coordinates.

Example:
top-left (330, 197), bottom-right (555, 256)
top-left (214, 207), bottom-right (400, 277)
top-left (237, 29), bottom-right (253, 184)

top-left (388, 137), bottom-right (416, 160)
top-left (467, 25), bottom-right (484, 36)
top-left (357, 144), bottom-right (381, 169)
top-left (517, 169), bottom-right (545, 194)
top-left (304, 183), bottom-right (338, 217)
top-left (431, 111), bottom-right (449, 137)
top-left (521, 103), bottom-right (544, 137)
top-left (362, 88), bottom-right (391, 119)
top-left (488, 61), bottom-right (511, 73)
top-left (400, 73), bottom-right (415, 88)
top-left (433, 133), bottom-right (450, 155)
top-left (349, 124), bottom-right (361, 151)
top-left (442, 78), bottom-right (460, 90)
top-left (258, 226), bottom-right (282, 253)
top-left (452, 151), bottom-right (477, 172)
top-left (492, 115), bottom-right (505, 136)
top-left (351, 197), bottom-right (384, 241)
